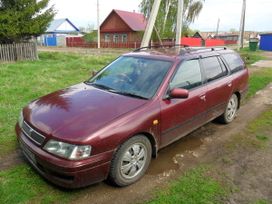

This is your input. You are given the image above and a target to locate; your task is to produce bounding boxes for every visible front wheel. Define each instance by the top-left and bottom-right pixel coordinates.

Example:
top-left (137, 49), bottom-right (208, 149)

top-left (218, 94), bottom-right (239, 124)
top-left (108, 135), bottom-right (152, 187)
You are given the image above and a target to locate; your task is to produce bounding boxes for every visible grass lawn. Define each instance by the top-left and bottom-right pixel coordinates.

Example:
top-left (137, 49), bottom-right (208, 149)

top-left (147, 167), bottom-right (226, 204)
top-left (0, 52), bottom-right (117, 157)
top-left (238, 47), bottom-right (266, 65)
top-left (247, 68), bottom-right (272, 99)
top-left (0, 165), bottom-right (77, 204)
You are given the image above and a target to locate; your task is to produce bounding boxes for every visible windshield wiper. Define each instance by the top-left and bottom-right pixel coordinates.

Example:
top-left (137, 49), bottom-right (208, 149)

top-left (86, 82), bottom-right (147, 99)
top-left (114, 91), bottom-right (148, 100)
top-left (87, 83), bottom-right (116, 92)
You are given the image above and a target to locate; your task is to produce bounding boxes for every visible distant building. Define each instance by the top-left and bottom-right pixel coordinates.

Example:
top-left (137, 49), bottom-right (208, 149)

top-left (199, 31), bottom-right (259, 41)
top-left (259, 33), bottom-right (272, 51)
top-left (192, 32), bottom-right (205, 46)
top-left (214, 34), bottom-right (239, 45)
top-left (40, 18), bottom-right (80, 46)
top-left (100, 9), bottom-right (147, 47)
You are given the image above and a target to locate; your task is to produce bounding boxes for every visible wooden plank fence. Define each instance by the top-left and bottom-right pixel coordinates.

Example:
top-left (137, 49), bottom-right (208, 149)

top-left (0, 43), bottom-right (38, 62)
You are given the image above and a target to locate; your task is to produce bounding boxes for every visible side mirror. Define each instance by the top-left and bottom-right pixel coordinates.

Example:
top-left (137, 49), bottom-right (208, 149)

top-left (169, 88), bottom-right (189, 99)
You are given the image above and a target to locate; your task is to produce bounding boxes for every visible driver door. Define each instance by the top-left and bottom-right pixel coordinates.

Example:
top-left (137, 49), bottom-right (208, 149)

top-left (160, 59), bottom-right (207, 147)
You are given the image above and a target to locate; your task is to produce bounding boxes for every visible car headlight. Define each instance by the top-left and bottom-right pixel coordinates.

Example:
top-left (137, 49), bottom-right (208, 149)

top-left (18, 110), bottom-right (24, 128)
top-left (43, 139), bottom-right (92, 160)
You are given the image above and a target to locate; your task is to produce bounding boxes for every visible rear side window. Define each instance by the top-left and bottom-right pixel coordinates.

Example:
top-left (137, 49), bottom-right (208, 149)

top-left (222, 53), bottom-right (244, 73)
top-left (170, 59), bottom-right (202, 90)
top-left (201, 56), bottom-right (228, 82)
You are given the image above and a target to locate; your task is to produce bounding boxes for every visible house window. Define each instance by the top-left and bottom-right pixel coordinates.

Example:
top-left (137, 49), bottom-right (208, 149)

top-left (121, 34), bottom-right (128, 43)
top-left (105, 34), bottom-right (110, 42)
top-left (113, 34), bottom-right (119, 43)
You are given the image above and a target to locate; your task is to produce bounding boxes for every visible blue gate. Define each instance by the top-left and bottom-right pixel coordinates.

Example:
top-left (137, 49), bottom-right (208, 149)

top-left (44, 34), bottom-right (57, 46)
top-left (260, 34), bottom-right (272, 51)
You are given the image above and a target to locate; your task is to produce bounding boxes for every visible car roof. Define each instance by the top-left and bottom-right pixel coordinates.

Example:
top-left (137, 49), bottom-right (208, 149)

top-left (124, 46), bottom-right (238, 61)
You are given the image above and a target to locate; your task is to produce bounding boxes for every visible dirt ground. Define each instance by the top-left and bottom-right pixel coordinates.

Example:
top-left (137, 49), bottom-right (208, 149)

top-left (203, 85), bottom-right (272, 204)
top-left (217, 134), bottom-right (272, 204)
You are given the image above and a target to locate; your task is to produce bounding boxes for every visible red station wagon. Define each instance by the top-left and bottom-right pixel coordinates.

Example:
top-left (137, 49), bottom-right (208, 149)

top-left (16, 46), bottom-right (248, 188)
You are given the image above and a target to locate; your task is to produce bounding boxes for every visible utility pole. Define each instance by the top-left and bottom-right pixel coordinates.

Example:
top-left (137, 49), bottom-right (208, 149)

top-left (141, 0), bottom-right (162, 47)
top-left (97, 0), bottom-right (101, 49)
top-left (175, 0), bottom-right (184, 45)
top-left (215, 18), bottom-right (220, 36)
top-left (238, 0), bottom-right (246, 49)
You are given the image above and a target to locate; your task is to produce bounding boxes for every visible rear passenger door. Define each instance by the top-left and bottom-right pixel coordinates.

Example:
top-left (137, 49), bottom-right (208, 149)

top-left (200, 56), bottom-right (233, 120)
top-left (160, 59), bottom-right (207, 147)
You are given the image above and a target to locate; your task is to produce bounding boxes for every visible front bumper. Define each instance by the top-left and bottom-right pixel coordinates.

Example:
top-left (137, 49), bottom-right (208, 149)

top-left (15, 124), bottom-right (113, 188)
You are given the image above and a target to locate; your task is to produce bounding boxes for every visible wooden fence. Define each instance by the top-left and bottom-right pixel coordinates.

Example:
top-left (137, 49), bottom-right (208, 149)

top-left (66, 37), bottom-right (142, 49)
top-left (0, 43), bottom-right (38, 62)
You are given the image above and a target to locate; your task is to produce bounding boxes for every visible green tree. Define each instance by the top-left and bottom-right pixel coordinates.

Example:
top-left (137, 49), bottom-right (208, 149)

top-left (83, 31), bottom-right (97, 43)
top-left (0, 0), bottom-right (55, 43)
top-left (140, 0), bottom-right (204, 39)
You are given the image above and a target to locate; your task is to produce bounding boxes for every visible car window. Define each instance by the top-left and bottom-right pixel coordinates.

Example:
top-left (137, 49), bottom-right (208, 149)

top-left (88, 56), bottom-right (172, 99)
top-left (170, 59), bottom-right (202, 90)
top-left (201, 56), bottom-right (228, 82)
top-left (222, 53), bottom-right (244, 73)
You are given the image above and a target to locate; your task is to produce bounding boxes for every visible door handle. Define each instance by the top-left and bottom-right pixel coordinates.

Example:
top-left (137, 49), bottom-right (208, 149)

top-left (227, 82), bottom-right (232, 87)
top-left (199, 95), bottom-right (206, 101)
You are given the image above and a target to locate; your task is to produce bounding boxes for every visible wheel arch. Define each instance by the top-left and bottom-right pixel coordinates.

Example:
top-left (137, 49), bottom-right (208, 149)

top-left (234, 91), bottom-right (241, 109)
top-left (138, 132), bottom-right (158, 158)
top-left (112, 132), bottom-right (158, 161)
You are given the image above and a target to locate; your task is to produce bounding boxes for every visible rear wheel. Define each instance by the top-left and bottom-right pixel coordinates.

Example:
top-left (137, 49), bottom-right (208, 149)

top-left (108, 135), bottom-right (152, 187)
top-left (218, 94), bottom-right (238, 124)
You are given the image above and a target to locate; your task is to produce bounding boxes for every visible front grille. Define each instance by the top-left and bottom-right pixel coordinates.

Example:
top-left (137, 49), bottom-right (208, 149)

top-left (22, 121), bottom-right (46, 145)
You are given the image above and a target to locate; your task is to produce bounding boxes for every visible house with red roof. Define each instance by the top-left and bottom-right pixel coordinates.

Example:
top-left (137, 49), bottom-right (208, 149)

top-left (100, 9), bottom-right (147, 47)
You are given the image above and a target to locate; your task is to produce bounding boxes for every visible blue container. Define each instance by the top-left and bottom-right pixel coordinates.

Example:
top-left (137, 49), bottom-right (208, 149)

top-left (259, 33), bottom-right (272, 51)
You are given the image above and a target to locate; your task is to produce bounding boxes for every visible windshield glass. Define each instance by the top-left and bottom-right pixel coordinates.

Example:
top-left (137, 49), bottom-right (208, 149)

top-left (87, 56), bottom-right (172, 99)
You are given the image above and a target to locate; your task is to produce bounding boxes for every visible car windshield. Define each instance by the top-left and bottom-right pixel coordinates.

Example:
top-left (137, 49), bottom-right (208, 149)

top-left (86, 56), bottom-right (172, 99)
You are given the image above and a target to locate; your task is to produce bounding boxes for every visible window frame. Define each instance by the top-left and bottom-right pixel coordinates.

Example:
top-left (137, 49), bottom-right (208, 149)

top-left (220, 53), bottom-right (245, 74)
top-left (164, 58), bottom-right (205, 98)
top-left (200, 55), bottom-right (229, 84)
top-left (113, 34), bottom-right (119, 43)
top-left (121, 34), bottom-right (128, 43)
top-left (104, 33), bottom-right (110, 42)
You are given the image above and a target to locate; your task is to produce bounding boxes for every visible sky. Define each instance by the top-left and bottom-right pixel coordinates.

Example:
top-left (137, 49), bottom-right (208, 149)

top-left (50, 0), bottom-right (272, 32)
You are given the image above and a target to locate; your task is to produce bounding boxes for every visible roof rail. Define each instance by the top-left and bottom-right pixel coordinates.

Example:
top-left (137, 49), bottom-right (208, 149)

top-left (133, 45), bottom-right (228, 55)
top-left (133, 44), bottom-right (189, 52)
top-left (181, 46), bottom-right (228, 54)
top-left (211, 47), bottom-right (227, 51)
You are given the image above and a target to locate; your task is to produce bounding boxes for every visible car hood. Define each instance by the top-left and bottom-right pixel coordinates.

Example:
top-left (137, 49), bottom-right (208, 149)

top-left (24, 83), bottom-right (147, 142)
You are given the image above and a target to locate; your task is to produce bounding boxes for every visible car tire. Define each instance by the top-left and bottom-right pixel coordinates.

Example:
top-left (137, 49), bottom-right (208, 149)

top-left (108, 135), bottom-right (152, 187)
top-left (218, 94), bottom-right (239, 124)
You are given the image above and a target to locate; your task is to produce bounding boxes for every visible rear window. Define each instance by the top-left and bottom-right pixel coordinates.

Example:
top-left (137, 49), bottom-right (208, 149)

top-left (201, 57), bottom-right (228, 82)
top-left (222, 53), bottom-right (244, 73)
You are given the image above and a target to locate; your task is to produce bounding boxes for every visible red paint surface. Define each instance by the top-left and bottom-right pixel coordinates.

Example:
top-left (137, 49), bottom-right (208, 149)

top-left (181, 37), bottom-right (202, 47)
top-left (205, 39), bottom-right (225, 47)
